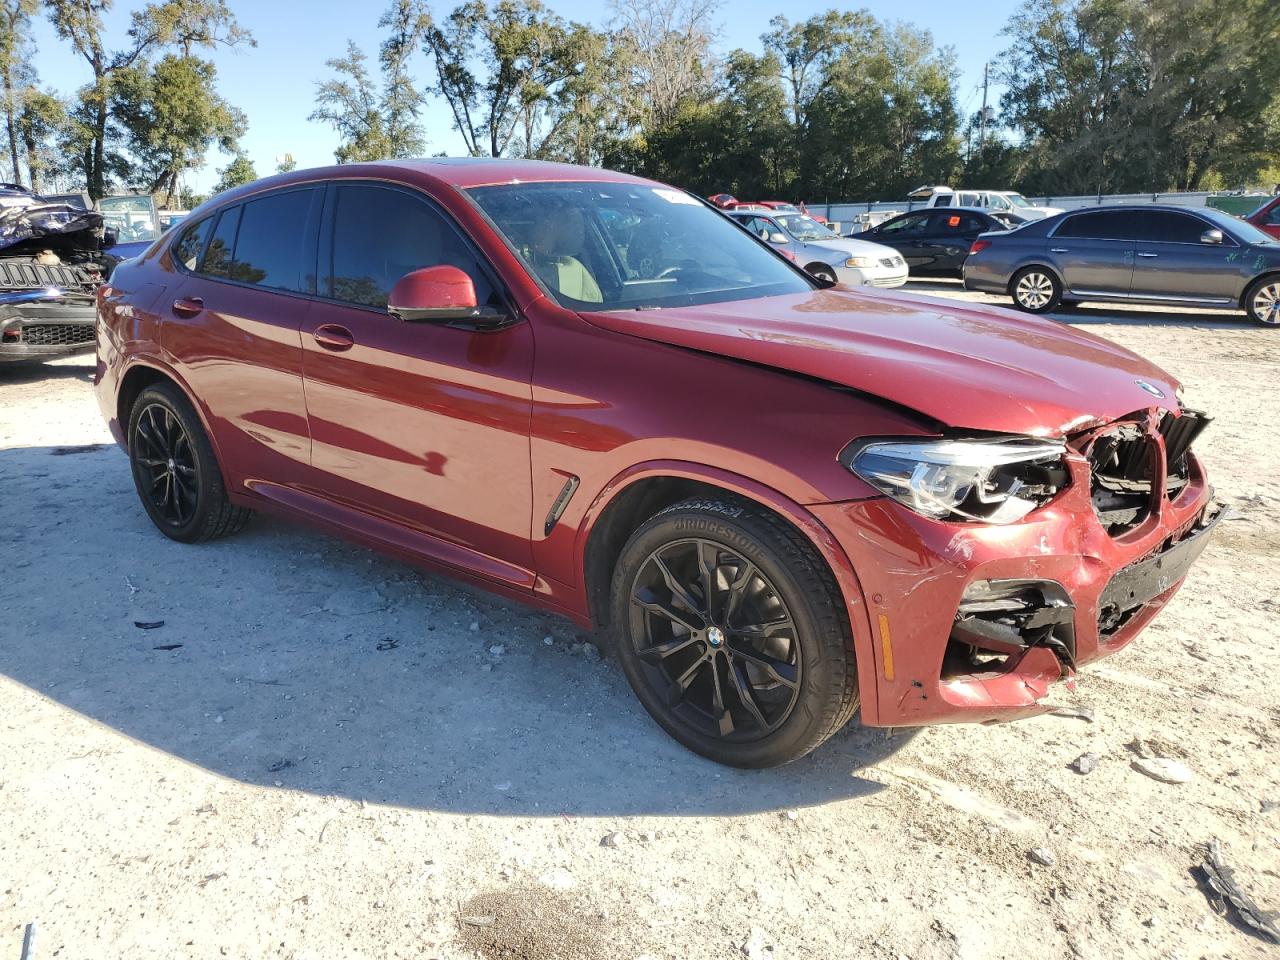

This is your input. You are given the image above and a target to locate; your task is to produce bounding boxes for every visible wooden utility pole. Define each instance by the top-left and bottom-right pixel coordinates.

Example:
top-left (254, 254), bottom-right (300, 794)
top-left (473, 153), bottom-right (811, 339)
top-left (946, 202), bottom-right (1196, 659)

top-left (978, 62), bottom-right (990, 152)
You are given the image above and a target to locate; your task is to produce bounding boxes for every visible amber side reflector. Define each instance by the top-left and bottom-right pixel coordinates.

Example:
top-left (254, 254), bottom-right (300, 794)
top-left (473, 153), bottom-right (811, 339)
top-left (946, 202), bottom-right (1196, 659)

top-left (877, 614), bottom-right (896, 681)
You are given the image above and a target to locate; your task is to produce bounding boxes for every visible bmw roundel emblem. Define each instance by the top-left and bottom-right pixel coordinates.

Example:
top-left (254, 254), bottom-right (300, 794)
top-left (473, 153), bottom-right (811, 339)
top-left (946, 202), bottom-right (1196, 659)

top-left (1135, 379), bottom-right (1166, 399)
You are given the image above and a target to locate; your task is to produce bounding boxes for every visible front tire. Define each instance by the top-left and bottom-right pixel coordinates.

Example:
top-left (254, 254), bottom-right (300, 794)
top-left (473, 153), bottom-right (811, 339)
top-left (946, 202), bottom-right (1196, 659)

top-left (609, 497), bottom-right (858, 768)
top-left (127, 382), bottom-right (251, 543)
top-left (1010, 266), bottom-right (1062, 313)
top-left (1244, 275), bottom-right (1280, 326)
top-left (807, 264), bottom-right (837, 284)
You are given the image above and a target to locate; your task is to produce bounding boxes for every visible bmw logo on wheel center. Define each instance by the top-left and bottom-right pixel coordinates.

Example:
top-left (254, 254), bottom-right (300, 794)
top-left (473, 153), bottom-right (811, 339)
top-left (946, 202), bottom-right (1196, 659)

top-left (1135, 379), bottom-right (1166, 399)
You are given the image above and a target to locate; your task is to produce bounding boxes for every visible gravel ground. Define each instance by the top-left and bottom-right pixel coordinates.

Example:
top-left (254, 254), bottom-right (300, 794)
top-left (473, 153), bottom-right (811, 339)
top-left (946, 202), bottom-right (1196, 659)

top-left (1, 283), bottom-right (1277, 960)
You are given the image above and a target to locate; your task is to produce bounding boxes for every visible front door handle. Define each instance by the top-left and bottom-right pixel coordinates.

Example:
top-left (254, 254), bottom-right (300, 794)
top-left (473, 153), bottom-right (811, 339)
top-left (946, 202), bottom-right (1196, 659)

top-left (313, 323), bottom-right (354, 351)
top-left (1137, 252), bottom-right (1159, 258)
top-left (172, 296), bottom-right (203, 317)
top-left (1050, 247), bottom-right (1069, 253)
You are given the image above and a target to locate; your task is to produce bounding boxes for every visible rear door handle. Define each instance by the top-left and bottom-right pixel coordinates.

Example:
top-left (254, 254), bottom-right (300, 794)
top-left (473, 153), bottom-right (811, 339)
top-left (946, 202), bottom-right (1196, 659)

top-left (172, 296), bottom-right (203, 317)
top-left (313, 323), bottom-right (354, 351)
top-left (1137, 252), bottom-right (1159, 258)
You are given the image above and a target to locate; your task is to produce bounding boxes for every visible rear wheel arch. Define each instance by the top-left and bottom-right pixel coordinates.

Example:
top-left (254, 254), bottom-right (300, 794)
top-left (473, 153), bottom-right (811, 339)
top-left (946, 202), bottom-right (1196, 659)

top-left (116, 363), bottom-right (227, 472)
top-left (1006, 261), bottom-right (1062, 297)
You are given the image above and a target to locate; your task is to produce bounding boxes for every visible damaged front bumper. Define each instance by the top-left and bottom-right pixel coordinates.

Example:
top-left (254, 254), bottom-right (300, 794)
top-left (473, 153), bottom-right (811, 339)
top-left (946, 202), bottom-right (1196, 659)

top-left (0, 289), bottom-right (97, 363)
top-left (811, 409), bottom-right (1218, 726)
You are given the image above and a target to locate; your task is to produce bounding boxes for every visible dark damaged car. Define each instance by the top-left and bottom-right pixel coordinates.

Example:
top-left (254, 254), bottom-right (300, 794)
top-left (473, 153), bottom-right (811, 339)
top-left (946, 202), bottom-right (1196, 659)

top-left (1, 184), bottom-right (121, 363)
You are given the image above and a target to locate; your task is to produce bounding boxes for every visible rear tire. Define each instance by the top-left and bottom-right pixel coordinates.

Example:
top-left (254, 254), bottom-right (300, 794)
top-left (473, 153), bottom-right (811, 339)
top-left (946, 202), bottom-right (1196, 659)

top-left (1010, 266), bottom-right (1062, 313)
top-left (609, 497), bottom-right (858, 768)
top-left (1244, 275), bottom-right (1280, 326)
top-left (127, 382), bottom-right (251, 543)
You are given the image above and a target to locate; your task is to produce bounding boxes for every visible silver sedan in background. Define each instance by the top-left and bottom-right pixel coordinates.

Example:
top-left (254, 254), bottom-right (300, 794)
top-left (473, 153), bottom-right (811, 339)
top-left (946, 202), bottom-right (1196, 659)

top-left (727, 210), bottom-right (908, 287)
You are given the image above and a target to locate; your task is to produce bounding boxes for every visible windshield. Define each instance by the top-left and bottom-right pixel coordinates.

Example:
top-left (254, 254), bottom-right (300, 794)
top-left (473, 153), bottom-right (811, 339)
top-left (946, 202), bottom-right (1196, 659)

top-left (1006, 193), bottom-right (1033, 208)
top-left (773, 214), bottom-right (830, 241)
top-left (768, 203), bottom-right (800, 212)
top-left (468, 182), bottom-right (813, 310)
top-left (1201, 207), bottom-right (1275, 245)
top-left (99, 195), bottom-right (160, 243)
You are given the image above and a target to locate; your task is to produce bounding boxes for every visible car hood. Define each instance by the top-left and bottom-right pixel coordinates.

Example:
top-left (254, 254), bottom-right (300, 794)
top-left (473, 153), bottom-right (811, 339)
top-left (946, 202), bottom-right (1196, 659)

top-left (579, 288), bottom-right (1181, 437)
top-left (807, 236), bottom-right (899, 259)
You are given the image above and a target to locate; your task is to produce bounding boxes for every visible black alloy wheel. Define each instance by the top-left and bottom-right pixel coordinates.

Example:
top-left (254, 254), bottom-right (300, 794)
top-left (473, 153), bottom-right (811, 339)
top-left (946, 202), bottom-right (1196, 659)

top-left (127, 382), bottom-right (251, 542)
top-left (629, 537), bottom-right (803, 740)
top-left (610, 498), bottom-right (858, 768)
top-left (133, 401), bottom-right (198, 528)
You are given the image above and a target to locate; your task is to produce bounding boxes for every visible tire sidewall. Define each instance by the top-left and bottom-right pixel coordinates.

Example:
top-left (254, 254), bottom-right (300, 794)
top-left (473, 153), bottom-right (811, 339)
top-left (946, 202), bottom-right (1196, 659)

top-left (1244, 274), bottom-right (1280, 326)
top-left (1011, 266), bottom-right (1061, 313)
top-left (610, 501), bottom-right (848, 768)
top-left (127, 384), bottom-right (219, 542)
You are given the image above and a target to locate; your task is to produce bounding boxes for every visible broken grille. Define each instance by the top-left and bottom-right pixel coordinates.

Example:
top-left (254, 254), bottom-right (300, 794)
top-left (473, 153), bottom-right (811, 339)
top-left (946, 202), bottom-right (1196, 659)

top-left (21, 324), bottom-right (95, 346)
top-left (1088, 410), bottom-right (1210, 536)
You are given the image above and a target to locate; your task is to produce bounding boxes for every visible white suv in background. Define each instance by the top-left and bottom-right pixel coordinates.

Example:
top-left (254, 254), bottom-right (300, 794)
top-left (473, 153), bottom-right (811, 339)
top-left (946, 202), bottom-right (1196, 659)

top-left (909, 186), bottom-right (1064, 220)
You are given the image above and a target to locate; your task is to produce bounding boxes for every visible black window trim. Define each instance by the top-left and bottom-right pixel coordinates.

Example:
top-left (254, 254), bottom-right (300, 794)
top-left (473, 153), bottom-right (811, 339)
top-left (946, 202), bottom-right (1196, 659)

top-left (169, 213), bottom-right (216, 275)
top-left (316, 179), bottom-right (518, 324)
top-left (1049, 207), bottom-right (1242, 246)
top-left (177, 184), bottom-right (324, 301)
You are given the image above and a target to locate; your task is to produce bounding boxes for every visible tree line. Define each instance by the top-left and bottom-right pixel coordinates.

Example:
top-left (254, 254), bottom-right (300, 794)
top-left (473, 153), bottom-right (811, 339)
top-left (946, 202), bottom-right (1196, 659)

top-left (2, 0), bottom-right (1277, 208)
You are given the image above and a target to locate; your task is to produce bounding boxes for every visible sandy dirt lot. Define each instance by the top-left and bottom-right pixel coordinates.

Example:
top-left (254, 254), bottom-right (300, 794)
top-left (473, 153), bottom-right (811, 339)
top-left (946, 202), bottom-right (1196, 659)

top-left (1, 283), bottom-right (1277, 960)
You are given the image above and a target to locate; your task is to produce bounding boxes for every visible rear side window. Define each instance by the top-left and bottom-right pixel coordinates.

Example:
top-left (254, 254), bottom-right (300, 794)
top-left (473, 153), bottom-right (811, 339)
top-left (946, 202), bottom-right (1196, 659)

top-left (932, 212), bottom-right (985, 233)
top-left (172, 217), bottom-right (211, 270)
top-left (933, 194), bottom-right (952, 207)
top-left (1138, 211), bottom-right (1223, 244)
top-left (328, 184), bottom-right (498, 309)
top-left (1055, 211), bottom-right (1141, 241)
top-left (229, 190), bottom-right (317, 292)
top-left (202, 206), bottom-right (241, 278)
top-left (1265, 204), bottom-right (1280, 225)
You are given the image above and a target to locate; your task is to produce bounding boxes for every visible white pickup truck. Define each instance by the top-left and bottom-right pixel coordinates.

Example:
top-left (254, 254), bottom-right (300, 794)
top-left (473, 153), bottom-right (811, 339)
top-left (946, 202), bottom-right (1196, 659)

top-left (908, 186), bottom-right (1064, 220)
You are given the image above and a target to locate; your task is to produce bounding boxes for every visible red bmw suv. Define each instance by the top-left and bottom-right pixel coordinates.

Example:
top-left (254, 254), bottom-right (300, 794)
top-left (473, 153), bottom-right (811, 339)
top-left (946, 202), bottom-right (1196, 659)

top-left (95, 160), bottom-right (1219, 767)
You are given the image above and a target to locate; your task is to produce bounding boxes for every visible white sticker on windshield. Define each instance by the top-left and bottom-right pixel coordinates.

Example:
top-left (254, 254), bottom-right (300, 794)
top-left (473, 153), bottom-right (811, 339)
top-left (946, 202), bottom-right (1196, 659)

top-left (652, 188), bottom-right (699, 205)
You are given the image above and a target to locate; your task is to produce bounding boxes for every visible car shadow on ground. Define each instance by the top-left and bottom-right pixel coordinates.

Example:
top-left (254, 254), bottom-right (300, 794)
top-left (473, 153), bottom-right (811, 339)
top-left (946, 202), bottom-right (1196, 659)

top-left (0, 443), bottom-right (910, 816)
top-left (0, 358), bottom-right (95, 385)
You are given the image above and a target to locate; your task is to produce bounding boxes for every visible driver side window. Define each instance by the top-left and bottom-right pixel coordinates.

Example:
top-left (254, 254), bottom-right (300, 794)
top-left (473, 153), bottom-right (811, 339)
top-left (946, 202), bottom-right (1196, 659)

top-left (328, 184), bottom-right (497, 310)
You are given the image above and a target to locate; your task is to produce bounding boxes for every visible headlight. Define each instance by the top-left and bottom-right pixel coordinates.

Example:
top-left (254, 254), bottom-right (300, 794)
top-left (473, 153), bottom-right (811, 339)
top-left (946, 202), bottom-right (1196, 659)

top-left (843, 437), bottom-right (1069, 524)
top-left (844, 256), bottom-right (873, 268)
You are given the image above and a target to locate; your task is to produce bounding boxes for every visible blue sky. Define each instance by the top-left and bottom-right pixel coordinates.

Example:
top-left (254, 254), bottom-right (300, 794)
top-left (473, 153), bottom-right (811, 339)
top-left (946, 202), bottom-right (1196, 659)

top-left (27, 0), bottom-right (1022, 196)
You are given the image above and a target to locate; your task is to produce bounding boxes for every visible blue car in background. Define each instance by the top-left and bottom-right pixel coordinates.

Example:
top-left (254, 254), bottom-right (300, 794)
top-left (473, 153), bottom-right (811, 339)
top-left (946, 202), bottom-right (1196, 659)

top-left (963, 204), bottom-right (1280, 325)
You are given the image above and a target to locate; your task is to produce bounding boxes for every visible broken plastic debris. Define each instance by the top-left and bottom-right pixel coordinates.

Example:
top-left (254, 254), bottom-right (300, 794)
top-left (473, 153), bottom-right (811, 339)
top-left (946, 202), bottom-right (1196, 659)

top-left (1197, 840), bottom-right (1280, 944)
top-left (1131, 757), bottom-right (1194, 784)
top-left (133, 620), bottom-right (165, 630)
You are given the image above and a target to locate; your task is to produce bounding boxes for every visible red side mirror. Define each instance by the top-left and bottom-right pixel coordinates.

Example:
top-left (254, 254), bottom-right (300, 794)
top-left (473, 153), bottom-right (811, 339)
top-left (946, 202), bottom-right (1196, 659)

top-left (388, 265), bottom-right (478, 322)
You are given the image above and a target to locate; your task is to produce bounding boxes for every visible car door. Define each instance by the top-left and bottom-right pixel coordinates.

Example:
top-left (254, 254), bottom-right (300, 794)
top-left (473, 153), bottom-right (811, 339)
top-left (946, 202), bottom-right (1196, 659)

top-left (1130, 210), bottom-right (1239, 303)
top-left (869, 212), bottom-right (933, 265)
top-left (927, 211), bottom-right (988, 272)
top-left (1046, 210), bottom-right (1139, 296)
top-left (162, 187), bottom-right (321, 491)
top-left (299, 181), bottom-right (536, 581)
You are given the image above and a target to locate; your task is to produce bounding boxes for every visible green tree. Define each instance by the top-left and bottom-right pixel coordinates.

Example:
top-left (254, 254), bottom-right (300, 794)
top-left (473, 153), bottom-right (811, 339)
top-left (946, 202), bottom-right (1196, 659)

top-left (46, 0), bottom-right (252, 198)
top-left (1, 0), bottom-right (38, 184)
top-left (310, 1), bottom-right (431, 163)
top-left (17, 89), bottom-right (68, 192)
top-left (212, 151), bottom-right (255, 194)
top-left (997, 0), bottom-right (1280, 194)
top-left (423, 0), bottom-right (605, 158)
top-left (112, 54), bottom-right (245, 204)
